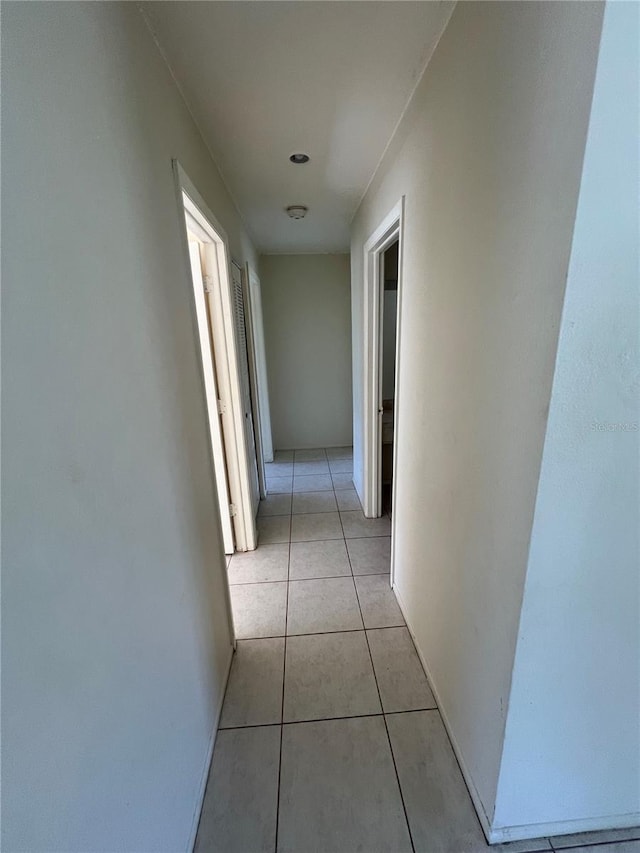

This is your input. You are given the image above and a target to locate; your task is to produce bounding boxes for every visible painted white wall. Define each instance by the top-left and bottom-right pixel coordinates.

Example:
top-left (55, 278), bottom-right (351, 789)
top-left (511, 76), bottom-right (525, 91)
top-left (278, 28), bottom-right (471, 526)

top-left (350, 0), bottom-right (604, 829)
top-left (493, 2), bottom-right (640, 836)
top-left (2, 4), bottom-right (257, 850)
top-left (260, 254), bottom-right (352, 449)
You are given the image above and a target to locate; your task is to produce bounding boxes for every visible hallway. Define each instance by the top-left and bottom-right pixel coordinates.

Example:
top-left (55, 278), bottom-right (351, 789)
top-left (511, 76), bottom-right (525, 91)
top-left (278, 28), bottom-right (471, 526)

top-left (4, 2), bottom-right (638, 849)
top-left (195, 448), bottom-right (639, 853)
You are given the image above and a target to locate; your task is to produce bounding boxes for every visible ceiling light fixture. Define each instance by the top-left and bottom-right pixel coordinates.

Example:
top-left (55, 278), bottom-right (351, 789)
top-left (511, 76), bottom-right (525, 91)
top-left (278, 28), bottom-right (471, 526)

top-left (289, 153), bottom-right (310, 164)
top-left (286, 205), bottom-right (308, 220)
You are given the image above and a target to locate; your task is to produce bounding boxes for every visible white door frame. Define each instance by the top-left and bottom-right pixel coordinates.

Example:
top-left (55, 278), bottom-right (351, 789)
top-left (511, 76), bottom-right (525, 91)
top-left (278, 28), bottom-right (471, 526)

top-left (240, 264), bottom-right (267, 497)
top-left (173, 160), bottom-right (257, 553)
top-left (230, 258), bottom-right (264, 503)
top-left (187, 239), bottom-right (235, 555)
top-left (363, 197), bottom-right (404, 583)
top-left (245, 264), bottom-right (274, 464)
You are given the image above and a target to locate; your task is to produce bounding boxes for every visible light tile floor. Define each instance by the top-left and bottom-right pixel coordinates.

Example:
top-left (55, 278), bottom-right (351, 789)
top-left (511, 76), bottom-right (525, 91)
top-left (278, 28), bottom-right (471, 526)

top-left (196, 447), bottom-right (640, 853)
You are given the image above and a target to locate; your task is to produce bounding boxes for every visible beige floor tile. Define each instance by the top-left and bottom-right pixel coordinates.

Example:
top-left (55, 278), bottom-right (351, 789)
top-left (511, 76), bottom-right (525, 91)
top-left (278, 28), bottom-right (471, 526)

top-left (293, 473), bottom-right (333, 492)
top-left (283, 631), bottom-right (380, 722)
top-left (287, 577), bottom-right (363, 634)
top-left (195, 726), bottom-right (280, 853)
top-left (228, 543), bottom-right (289, 584)
top-left (347, 536), bottom-right (391, 574)
top-left (258, 493), bottom-right (292, 517)
top-left (294, 460), bottom-right (330, 475)
top-left (335, 488), bottom-right (362, 511)
top-left (230, 582), bottom-right (287, 639)
top-left (289, 539), bottom-right (351, 580)
top-left (387, 711), bottom-right (513, 853)
top-left (328, 458), bottom-right (353, 474)
top-left (278, 717), bottom-right (412, 853)
top-left (266, 476), bottom-right (293, 494)
top-left (257, 515), bottom-right (290, 545)
top-left (290, 511), bottom-right (342, 542)
top-left (551, 830), bottom-right (640, 849)
top-left (341, 509), bottom-right (391, 538)
top-left (264, 461), bottom-right (293, 477)
top-left (354, 574), bottom-right (405, 628)
top-left (325, 446), bottom-right (353, 460)
top-left (367, 627), bottom-right (436, 712)
top-left (220, 638), bottom-right (284, 728)
top-left (294, 448), bottom-right (327, 461)
top-left (557, 845), bottom-right (640, 853)
top-left (292, 490), bottom-right (337, 514)
top-left (331, 472), bottom-right (355, 490)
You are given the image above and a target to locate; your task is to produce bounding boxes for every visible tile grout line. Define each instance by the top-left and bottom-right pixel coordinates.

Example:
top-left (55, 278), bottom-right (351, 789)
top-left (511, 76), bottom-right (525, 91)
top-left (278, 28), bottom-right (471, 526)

top-left (266, 488), bottom-right (356, 496)
top-left (273, 501), bottom-right (292, 853)
top-left (236, 625), bottom-right (404, 641)
top-left (219, 707), bottom-right (441, 732)
top-left (259, 533), bottom-right (390, 543)
top-left (337, 492), bottom-right (416, 853)
top-left (230, 569), bottom-right (390, 587)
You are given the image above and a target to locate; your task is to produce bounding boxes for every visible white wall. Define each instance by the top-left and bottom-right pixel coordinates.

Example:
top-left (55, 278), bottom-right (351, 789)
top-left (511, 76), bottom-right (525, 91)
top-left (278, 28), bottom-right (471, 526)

top-left (493, 3), bottom-right (640, 837)
top-left (350, 0), bottom-right (604, 829)
top-left (2, 4), bottom-right (257, 850)
top-left (260, 254), bottom-right (352, 449)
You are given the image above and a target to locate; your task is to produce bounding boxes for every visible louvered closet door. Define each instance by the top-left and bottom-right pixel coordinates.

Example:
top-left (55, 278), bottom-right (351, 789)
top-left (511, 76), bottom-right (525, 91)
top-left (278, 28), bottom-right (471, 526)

top-left (231, 261), bottom-right (260, 515)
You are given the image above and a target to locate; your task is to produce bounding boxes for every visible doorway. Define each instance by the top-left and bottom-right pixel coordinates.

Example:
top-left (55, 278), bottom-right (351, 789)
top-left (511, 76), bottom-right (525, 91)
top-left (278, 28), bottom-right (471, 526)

top-left (362, 198), bottom-right (404, 519)
top-left (381, 239), bottom-right (398, 518)
top-left (244, 264), bottom-right (274, 465)
top-left (230, 258), bottom-right (264, 507)
top-left (362, 198), bottom-right (404, 589)
top-left (174, 161), bottom-right (259, 554)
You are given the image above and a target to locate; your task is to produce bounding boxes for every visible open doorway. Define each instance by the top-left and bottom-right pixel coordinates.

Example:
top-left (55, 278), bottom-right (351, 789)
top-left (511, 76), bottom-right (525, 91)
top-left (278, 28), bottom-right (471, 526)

top-left (174, 161), bottom-right (259, 554)
top-left (381, 239), bottom-right (398, 518)
top-left (230, 258), bottom-right (264, 505)
top-left (362, 198), bottom-right (404, 527)
top-left (243, 264), bottom-right (274, 465)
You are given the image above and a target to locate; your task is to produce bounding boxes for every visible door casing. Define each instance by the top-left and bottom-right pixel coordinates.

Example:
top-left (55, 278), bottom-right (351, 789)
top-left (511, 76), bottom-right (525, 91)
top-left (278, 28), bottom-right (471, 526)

top-left (362, 197), bottom-right (404, 588)
top-left (245, 264), bottom-right (274, 464)
top-left (230, 258), bottom-right (262, 507)
top-left (187, 238), bottom-right (235, 554)
top-left (173, 160), bottom-right (258, 553)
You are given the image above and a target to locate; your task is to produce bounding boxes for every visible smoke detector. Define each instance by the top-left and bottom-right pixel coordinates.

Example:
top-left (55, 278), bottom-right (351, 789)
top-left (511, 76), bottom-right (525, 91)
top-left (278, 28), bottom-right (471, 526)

top-left (286, 205), bottom-right (308, 220)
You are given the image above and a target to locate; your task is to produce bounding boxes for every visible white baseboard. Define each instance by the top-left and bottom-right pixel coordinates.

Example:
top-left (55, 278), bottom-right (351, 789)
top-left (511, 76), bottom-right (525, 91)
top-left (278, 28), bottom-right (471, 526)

top-left (391, 582), bottom-right (640, 846)
top-left (392, 582), bottom-right (495, 843)
top-left (488, 813), bottom-right (640, 845)
top-left (186, 643), bottom-right (235, 853)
